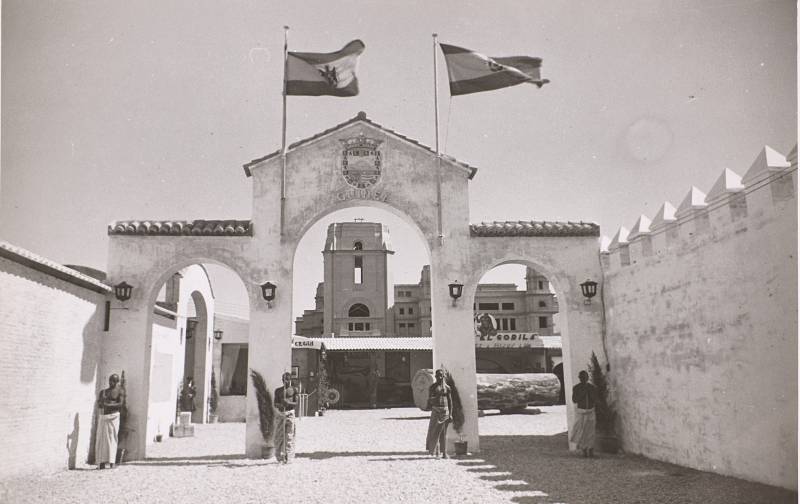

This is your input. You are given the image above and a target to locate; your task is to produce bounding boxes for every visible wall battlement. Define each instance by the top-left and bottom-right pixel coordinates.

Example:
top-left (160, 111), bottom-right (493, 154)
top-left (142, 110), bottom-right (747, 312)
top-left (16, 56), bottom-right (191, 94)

top-left (600, 144), bottom-right (798, 489)
top-left (601, 145), bottom-right (797, 270)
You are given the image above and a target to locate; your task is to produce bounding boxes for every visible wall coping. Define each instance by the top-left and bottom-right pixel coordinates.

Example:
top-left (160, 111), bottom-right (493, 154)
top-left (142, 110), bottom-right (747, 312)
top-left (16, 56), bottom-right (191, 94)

top-left (0, 241), bottom-right (112, 294)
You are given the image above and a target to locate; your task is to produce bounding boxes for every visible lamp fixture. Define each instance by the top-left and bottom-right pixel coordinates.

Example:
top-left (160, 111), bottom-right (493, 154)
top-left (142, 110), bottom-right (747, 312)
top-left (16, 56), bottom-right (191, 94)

top-left (580, 279), bottom-right (598, 305)
top-left (448, 280), bottom-right (464, 306)
top-left (114, 281), bottom-right (133, 302)
top-left (213, 329), bottom-right (223, 341)
top-left (260, 281), bottom-right (276, 307)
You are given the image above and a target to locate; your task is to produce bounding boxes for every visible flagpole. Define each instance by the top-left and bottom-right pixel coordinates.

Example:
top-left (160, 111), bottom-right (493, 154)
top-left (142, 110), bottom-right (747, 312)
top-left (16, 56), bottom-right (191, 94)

top-left (280, 25), bottom-right (289, 237)
top-left (432, 33), bottom-right (444, 246)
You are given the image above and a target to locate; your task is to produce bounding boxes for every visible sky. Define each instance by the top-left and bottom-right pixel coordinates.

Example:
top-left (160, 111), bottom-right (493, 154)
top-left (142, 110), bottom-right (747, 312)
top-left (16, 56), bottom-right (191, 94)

top-left (1, 1), bottom-right (796, 321)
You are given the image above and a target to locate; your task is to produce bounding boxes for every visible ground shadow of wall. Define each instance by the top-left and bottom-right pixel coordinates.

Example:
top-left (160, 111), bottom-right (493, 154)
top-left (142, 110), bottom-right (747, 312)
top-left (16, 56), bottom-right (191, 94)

top-left (463, 434), bottom-right (796, 504)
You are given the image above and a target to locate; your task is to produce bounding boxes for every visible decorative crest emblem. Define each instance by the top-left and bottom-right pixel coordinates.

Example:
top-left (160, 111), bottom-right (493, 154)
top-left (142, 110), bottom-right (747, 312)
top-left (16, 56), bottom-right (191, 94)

top-left (340, 134), bottom-right (383, 189)
top-left (487, 59), bottom-right (505, 73)
top-left (318, 65), bottom-right (339, 86)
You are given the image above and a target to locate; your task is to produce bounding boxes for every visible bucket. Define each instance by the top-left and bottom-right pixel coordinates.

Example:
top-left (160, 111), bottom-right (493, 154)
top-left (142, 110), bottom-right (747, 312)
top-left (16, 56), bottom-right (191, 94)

top-left (454, 440), bottom-right (468, 456)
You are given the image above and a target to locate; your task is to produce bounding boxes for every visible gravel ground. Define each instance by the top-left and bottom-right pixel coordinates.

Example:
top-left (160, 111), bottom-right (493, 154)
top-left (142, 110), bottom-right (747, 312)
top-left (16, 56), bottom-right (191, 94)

top-left (1, 406), bottom-right (795, 504)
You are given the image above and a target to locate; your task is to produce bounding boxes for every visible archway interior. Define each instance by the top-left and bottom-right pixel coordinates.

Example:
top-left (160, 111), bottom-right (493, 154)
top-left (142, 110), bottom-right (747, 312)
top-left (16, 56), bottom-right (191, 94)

top-left (145, 262), bottom-right (249, 455)
top-left (473, 262), bottom-right (567, 436)
top-left (292, 206), bottom-right (432, 412)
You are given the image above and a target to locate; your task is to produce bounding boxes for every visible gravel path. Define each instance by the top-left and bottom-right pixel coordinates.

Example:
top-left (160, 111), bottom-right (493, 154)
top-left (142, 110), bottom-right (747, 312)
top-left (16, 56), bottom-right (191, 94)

top-left (1, 406), bottom-right (795, 504)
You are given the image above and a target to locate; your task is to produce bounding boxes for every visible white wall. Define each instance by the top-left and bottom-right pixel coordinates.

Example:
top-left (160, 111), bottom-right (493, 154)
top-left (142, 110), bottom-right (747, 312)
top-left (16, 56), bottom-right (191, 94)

top-left (604, 147), bottom-right (797, 489)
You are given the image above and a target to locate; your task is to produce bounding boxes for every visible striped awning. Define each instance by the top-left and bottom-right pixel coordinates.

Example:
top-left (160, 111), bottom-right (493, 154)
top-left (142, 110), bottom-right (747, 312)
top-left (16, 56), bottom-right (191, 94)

top-left (299, 337), bottom-right (432, 352)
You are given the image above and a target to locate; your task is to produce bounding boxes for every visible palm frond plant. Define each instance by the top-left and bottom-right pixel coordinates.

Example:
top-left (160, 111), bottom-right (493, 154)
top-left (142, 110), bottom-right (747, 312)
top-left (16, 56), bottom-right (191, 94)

top-left (589, 352), bottom-right (619, 453)
top-left (249, 369), bottom-right (276, 457)
top-left (588, 352), bottom-right (614, 434)
top-left (443, 368), bottom-right (464, 433)
top-left (209, 370), bottom-right (219, 420)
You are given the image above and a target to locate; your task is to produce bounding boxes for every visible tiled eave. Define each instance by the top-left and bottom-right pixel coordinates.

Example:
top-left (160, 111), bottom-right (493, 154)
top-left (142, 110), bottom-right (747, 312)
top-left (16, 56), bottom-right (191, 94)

top-left (470, 221), bottom-right (600, 237)
top-left (108, 220), bottom-right (253, 237)
top-left (0, 241), bottom-right (112, 294)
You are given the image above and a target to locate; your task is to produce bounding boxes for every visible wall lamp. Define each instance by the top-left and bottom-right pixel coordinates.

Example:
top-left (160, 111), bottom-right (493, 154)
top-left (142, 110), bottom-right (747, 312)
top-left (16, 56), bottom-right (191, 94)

top-left (114, 281), bottom-right (133, 302)
top-left (448, 280), bottom-right (464, 307)
top-left (580, 279), bottom-right (598, 305)
top-left (260, 281), bottom-right (277, 308)
top-left (213, 329), bottom-right (223, 341)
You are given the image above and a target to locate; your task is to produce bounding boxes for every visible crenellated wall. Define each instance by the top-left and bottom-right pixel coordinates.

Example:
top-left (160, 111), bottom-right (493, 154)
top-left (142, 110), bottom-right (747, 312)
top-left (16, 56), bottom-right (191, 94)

top-left (601, 145), bottom-right (797, 489)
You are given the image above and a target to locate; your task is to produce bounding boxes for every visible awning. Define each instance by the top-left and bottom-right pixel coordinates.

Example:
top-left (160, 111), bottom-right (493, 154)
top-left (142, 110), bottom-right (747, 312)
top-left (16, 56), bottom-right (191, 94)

top-left (291, 335), bottom-right (325, 350)
top-left (299, 337), bottom-right (432, 352)
top-left (475, 332), bottom-right (562, 350)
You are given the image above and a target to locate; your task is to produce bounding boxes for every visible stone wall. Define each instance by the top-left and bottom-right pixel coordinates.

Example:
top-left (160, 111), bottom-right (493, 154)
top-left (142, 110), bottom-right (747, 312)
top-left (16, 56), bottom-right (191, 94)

top-left (0, 243), bottom-right (108, 478)
top-left (603, 146), bottom-right (797, 489)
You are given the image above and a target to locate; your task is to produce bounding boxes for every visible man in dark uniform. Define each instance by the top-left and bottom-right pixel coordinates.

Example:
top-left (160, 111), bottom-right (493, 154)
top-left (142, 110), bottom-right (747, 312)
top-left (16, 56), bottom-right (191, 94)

top-left (274, 372), bottom-right (298, 463)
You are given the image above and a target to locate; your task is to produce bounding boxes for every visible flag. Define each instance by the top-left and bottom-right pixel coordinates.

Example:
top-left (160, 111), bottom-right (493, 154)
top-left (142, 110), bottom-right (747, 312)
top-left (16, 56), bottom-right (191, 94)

top-left (439, 43), bottom-right (549, 96)
top-left (286, 40), bottom-right (365, 97)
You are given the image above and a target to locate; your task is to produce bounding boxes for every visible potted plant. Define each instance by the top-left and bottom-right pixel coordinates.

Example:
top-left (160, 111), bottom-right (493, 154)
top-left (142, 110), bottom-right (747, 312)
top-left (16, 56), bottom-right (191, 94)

top-left (249, 369), bottom-right (276, 458)
top-left (208, 370), bottom-right (219, 423)
top-left (589, 352), bottom-right (619, 453)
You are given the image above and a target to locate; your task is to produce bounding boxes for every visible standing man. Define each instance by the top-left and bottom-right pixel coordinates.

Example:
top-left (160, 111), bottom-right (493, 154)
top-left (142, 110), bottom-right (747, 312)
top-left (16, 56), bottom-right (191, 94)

top-left (95, 373), bottom-right (123, 469)
top-left (367, 365), bottom-right (380, 409)
top-left (425, 369), bottom-right (453, 459)
top-left (570, 370), bottom-right (597, 457)
top-left (274, 372), bottom-right (298, 463)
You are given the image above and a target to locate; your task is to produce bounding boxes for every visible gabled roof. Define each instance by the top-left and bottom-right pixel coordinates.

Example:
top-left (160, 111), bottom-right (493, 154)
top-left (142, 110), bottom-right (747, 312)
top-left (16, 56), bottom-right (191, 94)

top-left (470, 220), bottom-right (600, 237)
top-left (242, 111), bottom-right (478, 179)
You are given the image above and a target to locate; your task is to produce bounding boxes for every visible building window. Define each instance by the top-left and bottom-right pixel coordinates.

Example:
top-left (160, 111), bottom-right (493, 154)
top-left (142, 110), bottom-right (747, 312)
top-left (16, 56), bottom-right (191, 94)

top-left (538, 281), bottom-right (544, 290)
top-left (397, 291), bottom-right (405, 297)
top-left (348, 322), bottom-right (370, 331)
top-left (501, 302), bottom-right (515, 310)
top-left (538, 300), bottom-right (547, 308)
top-left (408, 323), bottom-right (415, 328)
top-left (220, 343), bottom-right (248, 396)
top-left (399, 307), bottom-right (405, 315)
top-left (348, 303), bottom-right (370, 317)
top-left (510, 318), bottom-right (516, 330)
top-left (501, 318), bottom-right (509, 330)
top-left (478, 302), bottom-right (499, 311)
top-left (399, 323), bottom-right (406, 328)
top-left (408, 307), bottom-right (414, 315)
top-left (353, 241), bottom-right (363, 250)
top-left (538, 316), bottom-right (548, 329)
top-left (354, 256), bottom-right (363, 284)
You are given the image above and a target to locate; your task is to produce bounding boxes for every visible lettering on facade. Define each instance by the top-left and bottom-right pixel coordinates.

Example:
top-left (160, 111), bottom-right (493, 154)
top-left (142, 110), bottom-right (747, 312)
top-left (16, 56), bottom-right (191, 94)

top-left (475, 332), bottom-right (541, 349)
top-left (335, 187), bottom-right (389, 202)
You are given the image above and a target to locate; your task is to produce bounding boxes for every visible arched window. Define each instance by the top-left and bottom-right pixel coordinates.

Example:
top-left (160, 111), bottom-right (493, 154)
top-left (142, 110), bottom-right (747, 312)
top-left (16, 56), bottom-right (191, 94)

top-left (348, 303), bottom-right (370, 317)
top-left (353, 241), bottom-right (363, 250)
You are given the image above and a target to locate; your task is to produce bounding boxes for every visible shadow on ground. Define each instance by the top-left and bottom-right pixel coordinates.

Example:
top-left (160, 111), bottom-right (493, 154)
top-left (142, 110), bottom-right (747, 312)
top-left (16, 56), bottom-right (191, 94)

top-left (296, 450), bottom-right (423, 460)
top-left (463, 433), bottom-right (797, 504)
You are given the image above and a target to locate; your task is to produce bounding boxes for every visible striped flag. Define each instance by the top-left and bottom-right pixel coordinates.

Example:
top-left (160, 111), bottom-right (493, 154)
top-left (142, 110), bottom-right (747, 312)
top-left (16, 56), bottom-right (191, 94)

top-left (439, 43), bottom-right (549, 96)
top-left (286, 40), bottom-right (365, 97)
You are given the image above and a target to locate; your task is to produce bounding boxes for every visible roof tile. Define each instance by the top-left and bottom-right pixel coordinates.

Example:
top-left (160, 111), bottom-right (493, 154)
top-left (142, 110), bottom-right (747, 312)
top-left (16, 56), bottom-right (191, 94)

top-left (108, 220), bottom-right (253, 237)
top-left (470, 220), bottom-right (599, 237)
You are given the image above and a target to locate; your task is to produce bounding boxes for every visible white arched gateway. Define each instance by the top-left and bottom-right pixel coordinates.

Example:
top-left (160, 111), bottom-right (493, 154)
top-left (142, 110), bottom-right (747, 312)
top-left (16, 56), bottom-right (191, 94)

top-left (103, 112), bottom-right (603, 460)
